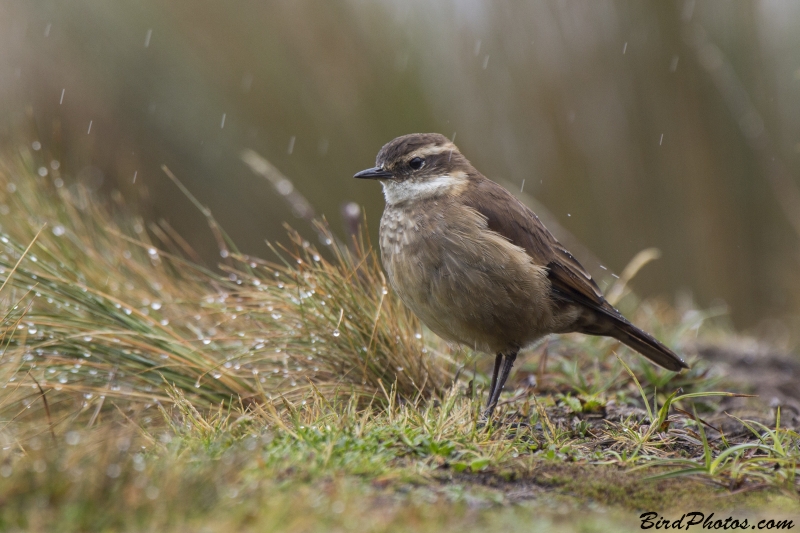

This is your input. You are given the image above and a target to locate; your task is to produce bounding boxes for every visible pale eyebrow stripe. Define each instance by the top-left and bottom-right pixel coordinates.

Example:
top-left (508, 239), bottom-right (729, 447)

top-left (409, 144), bottom-right (457, 158)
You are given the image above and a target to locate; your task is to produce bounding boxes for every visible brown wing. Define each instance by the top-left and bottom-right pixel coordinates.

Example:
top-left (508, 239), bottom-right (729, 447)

top-left (460, 177), bottom-right (616, 317)
top-left (460, 177), bottom-right (688, 371)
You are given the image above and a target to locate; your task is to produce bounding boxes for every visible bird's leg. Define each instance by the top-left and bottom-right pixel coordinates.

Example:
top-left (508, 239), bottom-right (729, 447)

top-left (486, 353), bottom-right (503, 408)
top-left (492, 351), bottom-right (518, 407)
top-left (482, 350), bottom-right (518, 420)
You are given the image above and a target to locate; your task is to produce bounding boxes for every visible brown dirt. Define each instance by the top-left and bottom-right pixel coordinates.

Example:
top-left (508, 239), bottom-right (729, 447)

top-left (694, 341), bottom-right (800, 430)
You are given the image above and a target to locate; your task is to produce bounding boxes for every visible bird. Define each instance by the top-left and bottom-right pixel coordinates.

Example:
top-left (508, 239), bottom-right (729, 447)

top-left (354, 133), bottom-right (688, 419)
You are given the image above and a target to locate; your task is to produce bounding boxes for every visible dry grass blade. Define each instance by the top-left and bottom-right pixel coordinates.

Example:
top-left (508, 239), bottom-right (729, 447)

top-left (0, 151), bottom-right (456, 435)
top-left (219, 220), bottom-right (455, 402)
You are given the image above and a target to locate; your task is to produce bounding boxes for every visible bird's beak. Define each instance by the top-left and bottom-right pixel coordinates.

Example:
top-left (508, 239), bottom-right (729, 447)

top-left (353, 166), bottom-right (393, 180)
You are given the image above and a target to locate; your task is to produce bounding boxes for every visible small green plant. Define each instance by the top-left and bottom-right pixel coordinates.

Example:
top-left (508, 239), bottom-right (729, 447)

top-left (642, 408), bottom-right (799, 491)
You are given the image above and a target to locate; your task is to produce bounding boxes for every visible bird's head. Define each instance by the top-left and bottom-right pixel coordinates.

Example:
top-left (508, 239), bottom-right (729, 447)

top-left (354, 133), bottom-right (472, 204)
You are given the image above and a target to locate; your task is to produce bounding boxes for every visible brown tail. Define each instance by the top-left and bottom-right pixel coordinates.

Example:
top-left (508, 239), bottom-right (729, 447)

top-left (576, 312), bottom-right (689, 372)
top-left (607, 319), bottom-right (688, 371)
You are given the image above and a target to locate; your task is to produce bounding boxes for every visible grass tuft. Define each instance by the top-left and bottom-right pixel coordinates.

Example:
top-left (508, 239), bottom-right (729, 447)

top-left (0, 149), bottom-right (796, 530)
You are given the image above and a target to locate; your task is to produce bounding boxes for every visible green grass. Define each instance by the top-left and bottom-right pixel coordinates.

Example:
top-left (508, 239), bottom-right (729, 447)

top-left (0, 149), bottom-right (797, 531)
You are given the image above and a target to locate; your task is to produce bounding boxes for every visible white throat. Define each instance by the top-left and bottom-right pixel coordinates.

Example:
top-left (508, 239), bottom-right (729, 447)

top-left (381, 174), bottom-right (462, 205)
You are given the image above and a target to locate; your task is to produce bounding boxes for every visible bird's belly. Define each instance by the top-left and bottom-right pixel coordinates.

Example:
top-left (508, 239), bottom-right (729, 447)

top-left (380, 212), bottom-right (554, 354)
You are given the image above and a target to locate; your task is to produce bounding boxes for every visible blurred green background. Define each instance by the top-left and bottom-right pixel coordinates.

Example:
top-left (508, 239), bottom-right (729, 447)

top-left (1, 0), bottom-right (799, 343)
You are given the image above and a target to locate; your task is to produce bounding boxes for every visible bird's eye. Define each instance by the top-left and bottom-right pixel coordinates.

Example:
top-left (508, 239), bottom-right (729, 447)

top-left (408, 157), bottom-right (425, 170)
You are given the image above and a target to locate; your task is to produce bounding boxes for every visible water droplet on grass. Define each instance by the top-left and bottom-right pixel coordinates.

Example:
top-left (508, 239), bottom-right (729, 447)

top-left (106, 464), bottom-right (121, 478)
